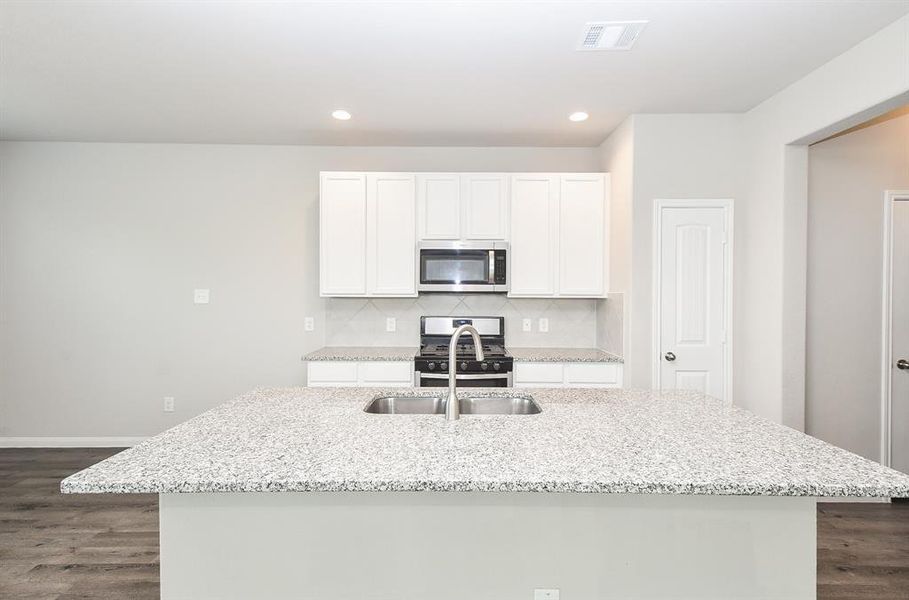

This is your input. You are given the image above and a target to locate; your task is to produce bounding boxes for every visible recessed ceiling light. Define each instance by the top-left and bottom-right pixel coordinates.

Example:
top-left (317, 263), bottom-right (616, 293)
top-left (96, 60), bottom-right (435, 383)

top-left (331, 109), bottom-right (351, 121)
top-left (569, 112), bottom-right (589, 122)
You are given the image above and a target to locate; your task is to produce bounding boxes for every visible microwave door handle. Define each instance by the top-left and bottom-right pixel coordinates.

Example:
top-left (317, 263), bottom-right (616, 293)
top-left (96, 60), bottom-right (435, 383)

top-left (488, 250), bottom-right (495, 284)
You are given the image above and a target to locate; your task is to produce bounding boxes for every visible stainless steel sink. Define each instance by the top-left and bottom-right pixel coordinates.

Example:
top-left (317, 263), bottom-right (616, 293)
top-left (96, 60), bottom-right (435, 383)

top-left (363, 396), bottom-right (445, 414)
top-left (458, 395), bottom-right (541, 415)
top-left (364, 394), bottom-right (541, 415)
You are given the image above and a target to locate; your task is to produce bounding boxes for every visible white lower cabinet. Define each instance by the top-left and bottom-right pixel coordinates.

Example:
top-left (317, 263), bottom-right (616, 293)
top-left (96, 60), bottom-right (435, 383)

top-left (514, 362), bottom-right (623, 388)
top-left (307, 361), bottom-right (414, 387)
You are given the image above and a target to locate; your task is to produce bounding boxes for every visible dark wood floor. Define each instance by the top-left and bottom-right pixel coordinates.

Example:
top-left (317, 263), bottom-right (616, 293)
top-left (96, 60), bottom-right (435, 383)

top-left (1, 449), bottom-right (908, 599)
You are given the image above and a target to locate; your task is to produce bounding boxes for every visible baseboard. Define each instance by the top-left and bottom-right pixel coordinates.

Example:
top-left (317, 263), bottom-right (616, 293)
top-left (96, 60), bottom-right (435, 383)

top-left (0, 436), bottom-right (147, 448)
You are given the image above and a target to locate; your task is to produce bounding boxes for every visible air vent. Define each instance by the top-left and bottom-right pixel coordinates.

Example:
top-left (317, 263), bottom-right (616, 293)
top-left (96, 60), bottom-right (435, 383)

top-left (577, 21), bottom-right (648, 51)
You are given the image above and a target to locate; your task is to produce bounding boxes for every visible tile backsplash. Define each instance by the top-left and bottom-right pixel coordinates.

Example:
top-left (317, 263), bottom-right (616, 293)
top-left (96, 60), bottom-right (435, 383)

top-left (325, 294), bottom-right (607, 348)
top-left (595, 292), bottom-right (624, 357)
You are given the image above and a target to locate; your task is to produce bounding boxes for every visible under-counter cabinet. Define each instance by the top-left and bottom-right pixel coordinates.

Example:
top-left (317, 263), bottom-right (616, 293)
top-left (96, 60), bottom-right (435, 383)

top-left (508, 173), bottom-right (609, 298)
top-left (514, 362), bottom-right (623, 388)
top-left (320, 172), bottom-right (416, 297)
top-left (307, 361), bottom-right (414, 387)
top-left (416, 173), bottom-right (508, 241)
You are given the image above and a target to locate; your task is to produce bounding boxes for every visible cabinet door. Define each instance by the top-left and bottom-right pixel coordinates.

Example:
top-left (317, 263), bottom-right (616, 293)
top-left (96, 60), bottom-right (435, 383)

top-left (509, 175), bottom-right (558, 297)
top-left (564, 363), bottom-right (622, 388)
top-left (320, 172), bottom-right (367, 296)
top-left (513, 362), bottom-right (565, 388)
top-left (559, 174), bottom-right (607, 297)
top-left (307, 361), bottom-right (359, 387)
top-left (417, 174), bottom-right (460, 240)
top-left (358, 362), bottom-right (414, 386)
top-left (367, 173), bottom-right (416, 296)
top-left (461, 174), bottom-right (508, 240)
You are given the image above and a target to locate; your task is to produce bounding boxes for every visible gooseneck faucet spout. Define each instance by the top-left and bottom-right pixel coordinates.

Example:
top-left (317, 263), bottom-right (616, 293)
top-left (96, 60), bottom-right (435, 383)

top-left (447, 324), bottom-right (484, 421)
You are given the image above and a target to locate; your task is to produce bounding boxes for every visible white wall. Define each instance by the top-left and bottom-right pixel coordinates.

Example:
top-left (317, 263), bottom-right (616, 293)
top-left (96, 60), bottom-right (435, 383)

top-left (0, 142), bottom-right (598, 439)
top-left (600, 15), bottom-right (909, 425)
top-left (598, 114), bottom-right (741, 389)
top-left (739, 13), bottom-right (909, 427)
top-left (806, 110), bottom-right (909, 461)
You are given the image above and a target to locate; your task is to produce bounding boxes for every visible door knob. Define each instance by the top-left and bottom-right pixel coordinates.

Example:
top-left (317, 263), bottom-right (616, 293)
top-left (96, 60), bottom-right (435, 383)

top-left (898, 359), bottom-right (909, 371)
top-left (664, 352), bottom-right (676, 362)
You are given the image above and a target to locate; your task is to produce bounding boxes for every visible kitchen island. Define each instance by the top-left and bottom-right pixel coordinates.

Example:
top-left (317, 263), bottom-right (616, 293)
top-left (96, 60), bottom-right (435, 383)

top-left (62, 387), bottom-right (909, 599)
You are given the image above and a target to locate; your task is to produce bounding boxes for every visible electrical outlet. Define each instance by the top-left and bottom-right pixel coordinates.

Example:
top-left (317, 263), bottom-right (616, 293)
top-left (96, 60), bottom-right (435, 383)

top-left (193, 289), bottom-right (210, 304)
top-left (522, 318), bottom-right (532, 332)
top-left (534, 589), bottom-right (559, 600)
top-left (386, 317), bottom-right (396, 332)
top-left (304, 317), bottom-right (315, 332)
top-left (163, 397), bottom-right (175, 413)
top-left (538, 317), bottom-right (549, 333)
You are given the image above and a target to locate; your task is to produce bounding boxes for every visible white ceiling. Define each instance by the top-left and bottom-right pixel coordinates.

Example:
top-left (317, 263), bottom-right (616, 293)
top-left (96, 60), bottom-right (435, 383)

top-left (2, 1), bottom-right (907, 147)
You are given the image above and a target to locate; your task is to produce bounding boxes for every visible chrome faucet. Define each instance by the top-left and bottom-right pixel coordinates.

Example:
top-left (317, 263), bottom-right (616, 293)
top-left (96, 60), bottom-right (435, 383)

top-left (447, 324), bottom-right (484, 421)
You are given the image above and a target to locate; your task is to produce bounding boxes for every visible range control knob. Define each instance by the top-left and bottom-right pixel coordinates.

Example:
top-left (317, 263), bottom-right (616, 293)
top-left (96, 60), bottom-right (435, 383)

top-left (460, 361), bottom-right (468, 370)
top-left (440, 362), bottom-right (448, 371)
top-left (493, 362), bottom-right (501, 371)
top-left (481, 362), bottom-right (489, 371)
top-left (427, 362), bottom-right (435, 371)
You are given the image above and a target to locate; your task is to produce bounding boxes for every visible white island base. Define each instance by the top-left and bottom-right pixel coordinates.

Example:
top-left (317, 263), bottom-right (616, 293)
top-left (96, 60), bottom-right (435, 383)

top-left (160, 492), bottom-right (816, 600)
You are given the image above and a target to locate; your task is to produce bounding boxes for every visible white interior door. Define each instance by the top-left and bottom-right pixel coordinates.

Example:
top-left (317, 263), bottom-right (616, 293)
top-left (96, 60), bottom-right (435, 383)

top-left (657, 204), bottom-right (730, 401)
top-left (890, 198), bottom-right (909, 474)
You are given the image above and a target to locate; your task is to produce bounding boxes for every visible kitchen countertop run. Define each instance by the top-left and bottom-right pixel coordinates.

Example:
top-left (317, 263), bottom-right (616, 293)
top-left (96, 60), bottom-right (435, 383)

top-left (61, 387), bottom-right (909, 497)
top-left (508, 347), bottom-right (623, 363)
top-left (303, 346), bottom-right (418, 362)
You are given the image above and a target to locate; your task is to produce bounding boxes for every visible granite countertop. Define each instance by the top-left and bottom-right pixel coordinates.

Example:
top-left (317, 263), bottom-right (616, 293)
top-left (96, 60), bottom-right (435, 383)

top-left (61, 387), bottom-right (909, 497)
top-left (303, 346), bottom-right (418, 361)
top-left (508, 347), bottom-right (623, 363)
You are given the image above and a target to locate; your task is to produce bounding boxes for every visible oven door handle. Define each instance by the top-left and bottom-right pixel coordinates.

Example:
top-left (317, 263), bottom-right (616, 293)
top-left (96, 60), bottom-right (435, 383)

top-left (419, 373), bottom-right (508, 380)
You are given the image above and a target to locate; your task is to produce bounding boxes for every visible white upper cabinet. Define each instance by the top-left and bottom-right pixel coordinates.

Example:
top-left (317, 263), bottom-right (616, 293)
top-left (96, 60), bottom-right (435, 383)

top-left (461, 174), bottom-right (508, 240)
top-left (559, 174), bottom-right (608, 297)
top-left (508, 173), bottom-right (609, 298)
top-left (509, 174), bottom-right (559, 296)
top-left (322, 171), bottom-right (607, 298)
top-left (320, 172), bottom-right (367, 296)
top-left (417, 174), bottom-right (461, 240)
top-left (417, 173), bottom-right (508, 241)
top-left (367, 173), bottom-right (416, 296)
top-left (320, 172), bottom-right (416, 297)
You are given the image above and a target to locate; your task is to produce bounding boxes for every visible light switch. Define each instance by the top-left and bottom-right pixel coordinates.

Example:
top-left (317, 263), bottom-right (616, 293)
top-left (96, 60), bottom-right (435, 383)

top-left (193, 289), bottom-right (210, 304)
top-left (534, 590), bottom-right (559, 600)
top-left (538, 317), bottom-right (549, 333)
top-left (163, 397), bottom-right (175, 413)
top-left (522, 318), bottom-right (532, 332)
top-left (386, 317), bottom-right (397, 332)
top-left (304, 317), bottom-right (315, 332)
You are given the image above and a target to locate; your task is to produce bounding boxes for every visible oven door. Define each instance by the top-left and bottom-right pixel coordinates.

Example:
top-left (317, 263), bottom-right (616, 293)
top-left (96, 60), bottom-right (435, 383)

top-left (417, 242), bottom-right (507, 293)
top-left (417, 372), bottom-right (512, 388)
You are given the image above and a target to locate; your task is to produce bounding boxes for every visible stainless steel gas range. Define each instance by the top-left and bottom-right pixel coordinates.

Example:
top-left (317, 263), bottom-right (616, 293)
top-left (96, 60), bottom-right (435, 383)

top-left (414, 316), bottom-right (514, 387)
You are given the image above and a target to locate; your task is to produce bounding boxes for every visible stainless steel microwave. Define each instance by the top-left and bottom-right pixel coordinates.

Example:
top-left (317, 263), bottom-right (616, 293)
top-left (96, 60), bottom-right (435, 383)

top-left (417, 241), bottom-right (508, 293)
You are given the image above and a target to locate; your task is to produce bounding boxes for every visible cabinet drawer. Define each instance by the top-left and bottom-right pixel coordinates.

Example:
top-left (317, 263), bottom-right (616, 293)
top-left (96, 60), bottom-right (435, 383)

top-left (359, 361), bottom-right (413, 384)
top-left (514, 362), bottom-right (564, 384)
top-left (564, 363), bottom-right (620, 385)
top-left (307, 361), bottom-right (358, 385)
